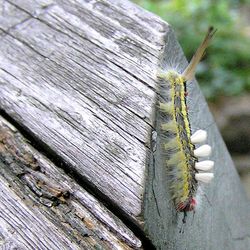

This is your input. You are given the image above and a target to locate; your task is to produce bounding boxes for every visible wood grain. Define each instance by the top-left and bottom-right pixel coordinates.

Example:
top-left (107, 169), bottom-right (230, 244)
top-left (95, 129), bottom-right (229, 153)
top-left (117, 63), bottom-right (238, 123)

top-left (0, 116), bottom-right (141, 249)
top-left (1, 0), bottom-right (249, 249)
top-left (0, 0), bottom-right (169, 219)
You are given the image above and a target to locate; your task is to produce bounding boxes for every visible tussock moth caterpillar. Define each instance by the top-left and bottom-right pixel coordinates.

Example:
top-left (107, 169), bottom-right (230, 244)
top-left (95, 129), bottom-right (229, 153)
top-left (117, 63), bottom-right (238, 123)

top-left (156, 27), bottom-right (216, 221)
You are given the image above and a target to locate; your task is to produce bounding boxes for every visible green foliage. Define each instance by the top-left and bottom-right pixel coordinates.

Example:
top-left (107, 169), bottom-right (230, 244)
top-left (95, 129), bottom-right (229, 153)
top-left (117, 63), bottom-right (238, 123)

top-left (133, 0), bottom-right (250, 100)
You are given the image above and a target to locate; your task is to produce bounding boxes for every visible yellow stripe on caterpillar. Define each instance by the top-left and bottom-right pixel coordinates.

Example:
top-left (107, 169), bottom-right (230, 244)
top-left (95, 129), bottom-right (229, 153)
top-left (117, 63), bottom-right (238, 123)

top-left (175, 76), bottom-right (185, 85)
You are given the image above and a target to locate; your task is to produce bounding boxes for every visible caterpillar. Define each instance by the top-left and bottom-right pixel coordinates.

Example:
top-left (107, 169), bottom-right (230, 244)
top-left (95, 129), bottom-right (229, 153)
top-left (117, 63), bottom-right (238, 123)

top-left (157, 27), bottom-right (216, 222)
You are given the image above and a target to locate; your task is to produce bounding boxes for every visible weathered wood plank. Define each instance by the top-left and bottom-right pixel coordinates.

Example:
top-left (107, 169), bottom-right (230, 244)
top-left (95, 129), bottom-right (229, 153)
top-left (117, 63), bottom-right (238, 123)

top-left (1, 0), bottom-right (250, 249)
top-left (0, 0), bottom-right (30, 30)
top-left (0, 0), bottom-right (168, 220)
top-left (0, 116), bottom-right (141, 249)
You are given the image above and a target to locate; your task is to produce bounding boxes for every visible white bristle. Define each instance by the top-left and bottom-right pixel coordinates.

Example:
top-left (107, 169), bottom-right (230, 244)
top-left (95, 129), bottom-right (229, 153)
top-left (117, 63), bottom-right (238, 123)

top-left (195, 160), bottom-right (214, 171)
top-left (195, 173), bottom-right (214, 183)
top-left (194, 144), bottom-right (211, 157)
top-left (191, 129), bottom-right (207, 144)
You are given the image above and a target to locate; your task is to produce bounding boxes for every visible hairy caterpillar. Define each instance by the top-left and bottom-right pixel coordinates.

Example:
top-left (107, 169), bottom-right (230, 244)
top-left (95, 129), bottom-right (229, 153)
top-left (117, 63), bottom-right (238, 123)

top-left (157, 27), bottom-right (216, 221)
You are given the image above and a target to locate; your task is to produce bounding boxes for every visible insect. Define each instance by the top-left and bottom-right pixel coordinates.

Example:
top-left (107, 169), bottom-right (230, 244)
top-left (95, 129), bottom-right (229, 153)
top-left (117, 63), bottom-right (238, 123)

top-left (157, 27), bottom-right (216, 222)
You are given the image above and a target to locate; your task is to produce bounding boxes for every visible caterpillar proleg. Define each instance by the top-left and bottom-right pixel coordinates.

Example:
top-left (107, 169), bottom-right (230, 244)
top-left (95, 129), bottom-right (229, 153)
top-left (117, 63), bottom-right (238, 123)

top-left (157, 27), bottom-right (216, 221)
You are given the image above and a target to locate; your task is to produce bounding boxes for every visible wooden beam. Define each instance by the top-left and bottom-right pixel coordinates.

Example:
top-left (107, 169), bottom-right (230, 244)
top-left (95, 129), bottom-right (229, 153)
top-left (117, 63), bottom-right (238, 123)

top-left (0, 116), bottom-right (141, 249)
top-left (0, 0), bottom-right (249, 249)
top-left (0, 0), bottom-right (167, 221)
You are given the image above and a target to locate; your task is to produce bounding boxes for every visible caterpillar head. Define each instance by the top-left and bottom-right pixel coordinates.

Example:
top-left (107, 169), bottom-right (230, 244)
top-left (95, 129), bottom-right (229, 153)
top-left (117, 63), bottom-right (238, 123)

top-left (177, 197), bottom-right (197, 212)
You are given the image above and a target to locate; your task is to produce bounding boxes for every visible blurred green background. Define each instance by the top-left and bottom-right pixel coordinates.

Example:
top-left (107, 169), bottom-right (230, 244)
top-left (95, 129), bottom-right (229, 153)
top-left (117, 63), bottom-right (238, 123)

top-left (133, 0), bottom-right (250, 101)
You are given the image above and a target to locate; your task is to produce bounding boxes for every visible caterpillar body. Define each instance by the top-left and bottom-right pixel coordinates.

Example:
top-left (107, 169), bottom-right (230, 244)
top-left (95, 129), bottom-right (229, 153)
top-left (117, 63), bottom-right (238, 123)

top-left (157, 27), bottom-right (216, 220)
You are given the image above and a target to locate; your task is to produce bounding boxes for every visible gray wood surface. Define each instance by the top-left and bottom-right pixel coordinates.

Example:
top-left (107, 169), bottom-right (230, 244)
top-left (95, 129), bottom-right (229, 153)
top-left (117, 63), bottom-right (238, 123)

top-left (0, 0), bottom-right (167, 221)
top-left (0, 116), bottom-right (141, 249)
top-left (0, 0), bottom-right (249, 249)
